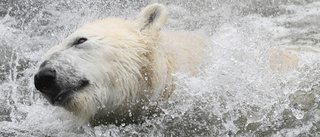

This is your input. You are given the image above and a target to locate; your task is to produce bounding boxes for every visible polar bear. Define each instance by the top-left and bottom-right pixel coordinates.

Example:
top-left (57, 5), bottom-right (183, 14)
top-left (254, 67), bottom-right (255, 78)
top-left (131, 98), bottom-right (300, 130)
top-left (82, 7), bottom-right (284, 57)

top-left (34, 4), bottom-right (206, 125)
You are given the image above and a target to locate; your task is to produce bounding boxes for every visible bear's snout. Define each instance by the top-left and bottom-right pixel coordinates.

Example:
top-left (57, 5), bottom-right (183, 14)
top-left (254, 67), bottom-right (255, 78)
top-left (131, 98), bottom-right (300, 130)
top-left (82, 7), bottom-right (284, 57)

top-left (34, 66), bottom-right (90, 105)
top-left (34, 68), bottom-right (61, 104)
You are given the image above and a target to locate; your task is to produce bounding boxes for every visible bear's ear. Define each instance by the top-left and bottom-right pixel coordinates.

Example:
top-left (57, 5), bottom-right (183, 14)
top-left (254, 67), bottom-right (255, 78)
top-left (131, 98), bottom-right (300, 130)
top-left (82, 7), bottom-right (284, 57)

top-left (135, 4), bottom-right (168, 32)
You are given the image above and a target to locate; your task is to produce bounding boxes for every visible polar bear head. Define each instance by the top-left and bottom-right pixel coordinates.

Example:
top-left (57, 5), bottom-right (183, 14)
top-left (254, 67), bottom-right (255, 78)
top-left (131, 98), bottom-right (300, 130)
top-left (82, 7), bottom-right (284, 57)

top-left (34, 4), bottom-right (168, 122)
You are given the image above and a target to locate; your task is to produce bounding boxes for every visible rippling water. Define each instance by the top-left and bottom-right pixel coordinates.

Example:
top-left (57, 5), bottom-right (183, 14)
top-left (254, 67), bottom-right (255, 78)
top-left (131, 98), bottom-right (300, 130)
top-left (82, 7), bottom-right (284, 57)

top-left (1, 0), bottom-right (320, 136)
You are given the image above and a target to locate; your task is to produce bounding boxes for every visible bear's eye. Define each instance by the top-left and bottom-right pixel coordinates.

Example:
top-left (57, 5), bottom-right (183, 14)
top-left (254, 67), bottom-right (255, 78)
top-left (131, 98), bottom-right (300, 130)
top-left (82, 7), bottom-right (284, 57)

top-left (74, 37), bottom-right (87, 45)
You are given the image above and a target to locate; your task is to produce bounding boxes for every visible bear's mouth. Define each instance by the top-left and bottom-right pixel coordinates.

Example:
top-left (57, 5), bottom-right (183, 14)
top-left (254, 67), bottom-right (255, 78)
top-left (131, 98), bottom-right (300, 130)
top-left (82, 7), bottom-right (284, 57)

top-left (56, 80), bottom-right (89, 106)
top-left (53, 88), bottom-right (78, 106)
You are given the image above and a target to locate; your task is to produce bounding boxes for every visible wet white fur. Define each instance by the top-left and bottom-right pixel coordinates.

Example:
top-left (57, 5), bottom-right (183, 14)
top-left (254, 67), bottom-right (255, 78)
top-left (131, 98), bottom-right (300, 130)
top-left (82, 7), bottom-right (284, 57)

top-left (44, 4), bottom-right (206, 123)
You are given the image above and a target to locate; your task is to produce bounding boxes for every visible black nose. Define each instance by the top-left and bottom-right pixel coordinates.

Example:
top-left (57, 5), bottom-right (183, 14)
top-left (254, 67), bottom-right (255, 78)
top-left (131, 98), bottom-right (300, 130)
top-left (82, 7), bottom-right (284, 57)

top-left (34, 68), bottom-right (57, 91)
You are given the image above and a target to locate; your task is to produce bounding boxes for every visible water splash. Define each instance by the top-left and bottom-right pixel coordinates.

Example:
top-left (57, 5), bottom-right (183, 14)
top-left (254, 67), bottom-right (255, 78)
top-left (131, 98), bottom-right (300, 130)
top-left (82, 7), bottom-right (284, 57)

top-left (1, 0), bottom-right (320, 136)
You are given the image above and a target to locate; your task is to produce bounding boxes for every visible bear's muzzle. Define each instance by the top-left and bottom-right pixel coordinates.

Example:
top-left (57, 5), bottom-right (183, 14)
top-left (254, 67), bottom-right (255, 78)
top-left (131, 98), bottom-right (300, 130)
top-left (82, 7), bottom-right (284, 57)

top-left (34, 67), bottom-right (89, 106)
